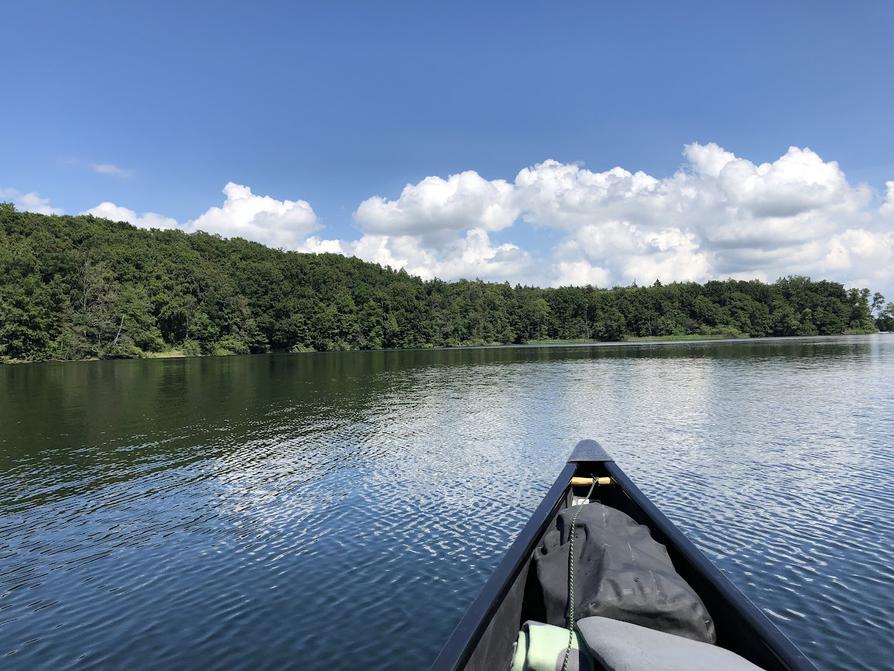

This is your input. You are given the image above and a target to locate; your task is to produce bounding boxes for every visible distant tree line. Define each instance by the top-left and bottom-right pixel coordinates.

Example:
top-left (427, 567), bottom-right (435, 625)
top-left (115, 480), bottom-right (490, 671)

top-left (0, 204), bottom-right (888, 362)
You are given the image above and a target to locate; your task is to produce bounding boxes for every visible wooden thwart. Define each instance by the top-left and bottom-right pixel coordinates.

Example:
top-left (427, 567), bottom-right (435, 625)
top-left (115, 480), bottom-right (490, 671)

top-left (570, 476), bottom-right (614, 487)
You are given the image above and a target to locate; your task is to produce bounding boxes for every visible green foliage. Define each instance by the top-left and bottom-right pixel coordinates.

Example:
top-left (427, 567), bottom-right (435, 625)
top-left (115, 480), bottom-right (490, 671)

top-left (213, 335), bottom-right (250, 356)
top-left (871, 292), bottom-right (894, 332)
top-left (0, 205), bottom-right (881, 362)
top-left (181, 339), bottom-right (202, 357)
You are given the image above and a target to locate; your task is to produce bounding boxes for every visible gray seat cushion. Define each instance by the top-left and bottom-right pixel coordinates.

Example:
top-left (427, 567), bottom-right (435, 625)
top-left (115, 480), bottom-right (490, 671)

top-left (576, 616), bottom-right (766, 671)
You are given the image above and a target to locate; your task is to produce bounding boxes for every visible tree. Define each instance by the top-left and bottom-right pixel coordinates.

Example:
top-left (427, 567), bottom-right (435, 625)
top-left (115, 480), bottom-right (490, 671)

top-left (72, 257), bottom-right (120, 358)
top-left (872, 292), bottom-right (886, 316)
top-left (846, 287), bottom-right (875, 332)
top-left (523, 296), bottom-right (552, 340)
top-left (877, 302), bottom-right (894, 332)
top-left (870, 293), bottom-right (892, 331)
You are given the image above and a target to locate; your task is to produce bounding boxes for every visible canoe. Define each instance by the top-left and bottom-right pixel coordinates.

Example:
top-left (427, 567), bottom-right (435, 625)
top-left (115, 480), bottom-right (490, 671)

top-left (431, 440), bottom-right (818, 671)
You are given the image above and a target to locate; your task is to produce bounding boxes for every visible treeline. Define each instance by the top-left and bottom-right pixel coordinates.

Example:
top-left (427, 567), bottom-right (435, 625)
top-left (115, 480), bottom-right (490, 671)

top-left (1, 204), bottom-right (890, 362)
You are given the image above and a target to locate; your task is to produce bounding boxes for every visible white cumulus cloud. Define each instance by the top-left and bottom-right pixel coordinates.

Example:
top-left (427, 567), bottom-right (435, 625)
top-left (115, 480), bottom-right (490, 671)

top-left (553, 260), bottom-right (612, 288)
top-left (299, 142), bottom-right (893, 293)
top-left (881, 181), bottom-right (894, 217)
top-left (354, 170), bottom-right (518, 239)
top-left (185, 182), bottom-right (319, 249)
top-left (304, 229), bottom-right (533, 282)
top-left (84, 202), bottom-right (178, 229)
top-left (0, 188), bottom-right (62, 215)
top-left (18, 182), bottom-right (321, 249)
top-left (305, 170), bottom-right (530, 282)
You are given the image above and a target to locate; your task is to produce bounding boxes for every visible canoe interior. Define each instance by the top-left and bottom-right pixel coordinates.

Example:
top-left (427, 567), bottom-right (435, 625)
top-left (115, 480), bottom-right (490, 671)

top-left (432, 450), bottom-right (817, 671)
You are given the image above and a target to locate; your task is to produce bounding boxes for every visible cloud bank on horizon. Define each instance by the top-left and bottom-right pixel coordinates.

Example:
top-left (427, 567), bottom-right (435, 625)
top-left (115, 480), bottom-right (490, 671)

top-left (5, 142), bottom-right (894, 294)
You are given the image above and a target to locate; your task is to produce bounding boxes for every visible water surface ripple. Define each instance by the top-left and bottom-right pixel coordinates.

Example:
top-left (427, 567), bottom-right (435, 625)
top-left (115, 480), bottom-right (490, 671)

top-left (1, 336), bottom-right (892, 669)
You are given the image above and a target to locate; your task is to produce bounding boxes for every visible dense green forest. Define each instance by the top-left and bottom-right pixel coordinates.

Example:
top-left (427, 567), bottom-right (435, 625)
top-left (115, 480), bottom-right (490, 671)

top-left (1, 204), bottom-right (891, 363)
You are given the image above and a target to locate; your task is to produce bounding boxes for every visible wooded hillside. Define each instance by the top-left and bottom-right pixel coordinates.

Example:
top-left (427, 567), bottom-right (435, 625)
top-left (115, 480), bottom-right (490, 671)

top-left (1, 204), bottom-right (888, 362)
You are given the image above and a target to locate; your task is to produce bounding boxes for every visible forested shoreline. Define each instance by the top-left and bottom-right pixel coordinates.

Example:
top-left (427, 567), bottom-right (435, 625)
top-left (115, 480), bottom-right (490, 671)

top-left (2, 204), bottom-right (892, 363)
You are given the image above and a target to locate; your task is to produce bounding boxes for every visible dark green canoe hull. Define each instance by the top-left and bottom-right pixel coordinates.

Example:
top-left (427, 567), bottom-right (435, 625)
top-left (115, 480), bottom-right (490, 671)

top-left (431, 440), bottom-right (818, 671)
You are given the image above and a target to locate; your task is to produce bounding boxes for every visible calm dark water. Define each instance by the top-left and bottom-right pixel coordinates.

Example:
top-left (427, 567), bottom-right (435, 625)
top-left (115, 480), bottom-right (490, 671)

top-left (1, 336), bottom-right (892, 670)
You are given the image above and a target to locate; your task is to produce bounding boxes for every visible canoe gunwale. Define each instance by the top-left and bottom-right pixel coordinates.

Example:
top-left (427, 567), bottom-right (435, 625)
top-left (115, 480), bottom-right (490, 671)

top-left (430, 460), bottom-right (577, 671)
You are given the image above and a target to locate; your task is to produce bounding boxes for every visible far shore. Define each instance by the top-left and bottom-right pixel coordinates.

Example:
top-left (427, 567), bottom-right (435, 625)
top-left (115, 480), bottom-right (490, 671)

top-left (2, 332), bottom-right (886, 365)
top-left (528, 333), bottom-right (752, 345)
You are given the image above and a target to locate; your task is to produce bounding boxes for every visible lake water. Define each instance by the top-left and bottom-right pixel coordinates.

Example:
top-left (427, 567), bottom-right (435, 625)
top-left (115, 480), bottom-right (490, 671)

top-left (1, 336), bottom-right (892, 670)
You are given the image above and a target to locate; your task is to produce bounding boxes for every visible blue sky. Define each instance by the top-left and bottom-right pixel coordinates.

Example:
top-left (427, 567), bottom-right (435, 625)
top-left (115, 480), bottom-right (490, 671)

top-left (3, 1), bottom-right (893, 292)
